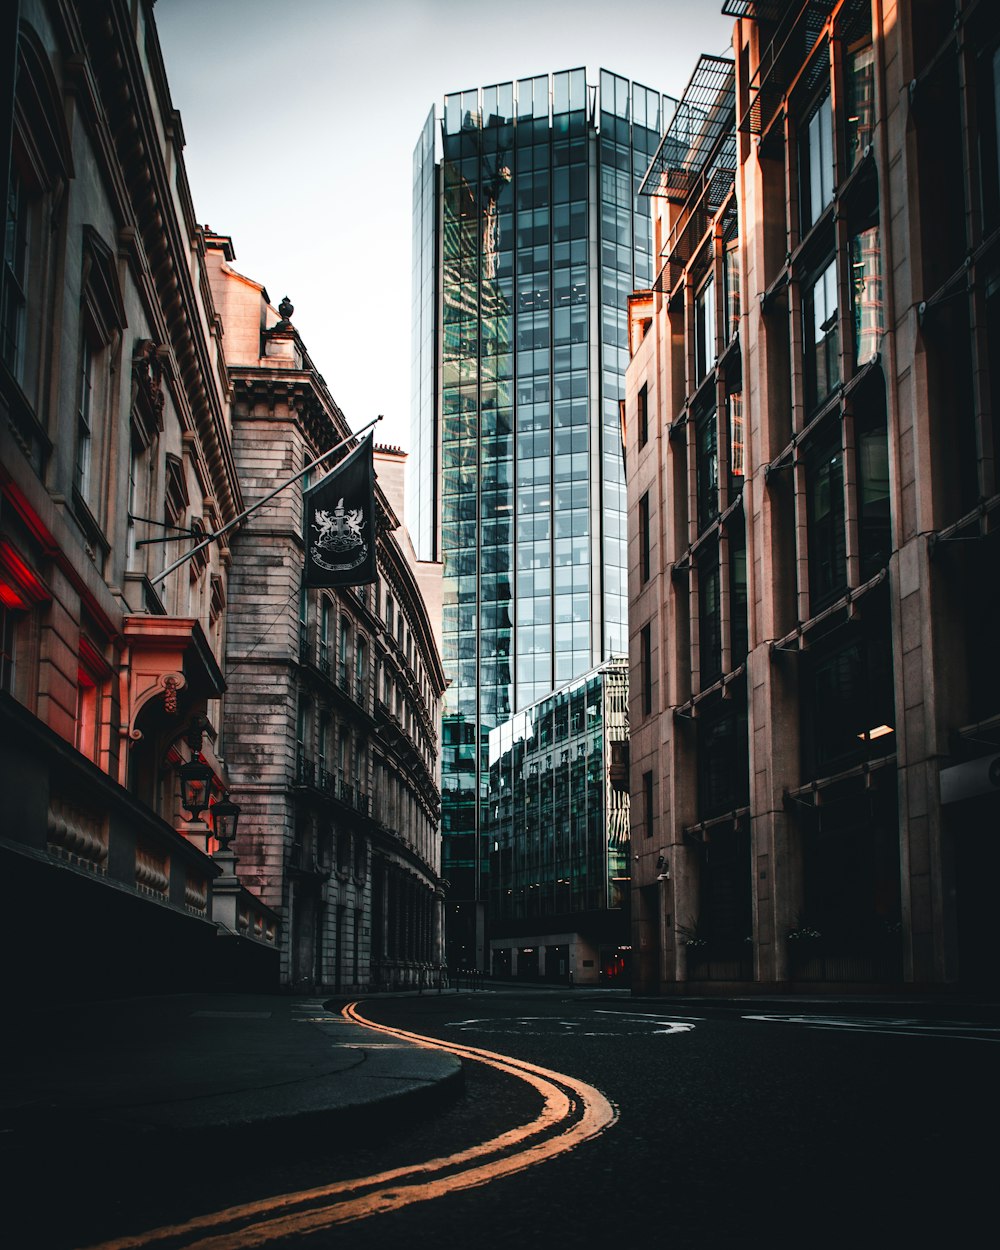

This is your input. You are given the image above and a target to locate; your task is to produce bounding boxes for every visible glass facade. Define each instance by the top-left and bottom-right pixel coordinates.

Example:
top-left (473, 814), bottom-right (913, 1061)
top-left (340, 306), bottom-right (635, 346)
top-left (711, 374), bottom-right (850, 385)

top-left (410, 108), bottom-right (438, 562)
top-left (486, 658), bottom-right (630, 922)
top-left (411, 72), bottom-right (665, 962)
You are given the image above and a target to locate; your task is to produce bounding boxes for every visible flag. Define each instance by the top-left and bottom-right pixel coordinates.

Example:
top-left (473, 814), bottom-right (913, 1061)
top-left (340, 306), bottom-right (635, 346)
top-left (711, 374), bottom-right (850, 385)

top-left (303, 435), bottom-right (377, 586)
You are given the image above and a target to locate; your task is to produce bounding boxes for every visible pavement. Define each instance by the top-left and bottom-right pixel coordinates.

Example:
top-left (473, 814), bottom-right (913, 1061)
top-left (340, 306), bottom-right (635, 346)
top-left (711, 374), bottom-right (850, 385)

top-left (0, 990), bottom-right (463, 1159)
top-left (3, 982), bottom-right (997, 1162)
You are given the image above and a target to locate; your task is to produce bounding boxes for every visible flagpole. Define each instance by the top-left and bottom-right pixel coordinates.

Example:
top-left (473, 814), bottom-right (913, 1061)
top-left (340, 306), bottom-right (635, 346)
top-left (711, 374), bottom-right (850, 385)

top-left (149, 414), bottom-right (383, 587)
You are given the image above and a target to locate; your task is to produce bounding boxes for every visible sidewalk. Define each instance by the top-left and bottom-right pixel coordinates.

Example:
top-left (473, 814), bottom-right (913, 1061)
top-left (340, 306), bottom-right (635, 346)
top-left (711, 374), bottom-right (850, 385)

top-left (0, 992), bottom-right (462, 1156)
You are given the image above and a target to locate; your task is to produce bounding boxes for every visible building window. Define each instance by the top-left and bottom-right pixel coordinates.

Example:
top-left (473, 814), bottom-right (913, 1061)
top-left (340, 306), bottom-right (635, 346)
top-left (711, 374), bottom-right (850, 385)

top-left (851, 225), bottom-right (883, 366)
top-left (338, 727), bottom-right (350, 790)
top-left (298, 586), bottom-right (309, 659)
top-left (319, 599), bottom-right (331, 674)
top-left (857, 393), bottom-right (892, 580)
top-left (694, 274), bottom-right (716, 383)
top-left (805, 425), bottom-right (847, 612)
top-left (728, 391), bottom-right (745, 496)
top-left (638, 491), bottom-right (651, 584)
top-left (75, 665), bottom-right (99, 762)
top-left (695, 401), bottom-right (719, 534)
top-left (803, 625), bottom-right (894, 778)
top-left (845, 43), bottom-right (876, 175)
top-left (643, 769), bottom-right (654, 839)
top-left (698, 541), bottom-right (722, 688)
top-left (74, 337), bottom-right (95, 503)
top-left (319, 715), bottom-right (331, 789)
top-left (729, 516), bottom-right (749, 668)
top-left (339, 616), bottom-right (351, 693)
top-left (800, 91), bottom-right (834, 232)
top-left (639, 622), bottom-right (652, 716)
top-left (697, 693), bottom-right (749, 821)
top-left (803, 258), bottom-right (839, 414)
top-left (637, 383), bottom-right (648, 447)
top-left (354, 741), bottom-right (368, 800)
top-left (75, 229), bottom-right (126, 519)
top-left (355, 635), bottom-right (368, 703)
top-left (125, 425), bottom-right (150, 570)
top-left (0, 604), bottom-right (16, 694)
top-left (1, 167), bottom-right (28, 381)
top-left (296, 697), bottom-right (312, 784)
top-left (723, 238), bottom-right (740, 343)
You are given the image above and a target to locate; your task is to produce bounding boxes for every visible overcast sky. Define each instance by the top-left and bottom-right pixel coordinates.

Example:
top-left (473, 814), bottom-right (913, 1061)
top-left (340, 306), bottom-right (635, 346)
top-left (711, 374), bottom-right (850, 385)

top-left (156, 1), bottom-right (734, 451)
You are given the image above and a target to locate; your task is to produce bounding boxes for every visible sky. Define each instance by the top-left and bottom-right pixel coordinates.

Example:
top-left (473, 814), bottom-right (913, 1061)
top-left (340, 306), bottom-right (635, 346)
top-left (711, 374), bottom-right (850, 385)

top-left (156, 0), bottom-right (735, 452)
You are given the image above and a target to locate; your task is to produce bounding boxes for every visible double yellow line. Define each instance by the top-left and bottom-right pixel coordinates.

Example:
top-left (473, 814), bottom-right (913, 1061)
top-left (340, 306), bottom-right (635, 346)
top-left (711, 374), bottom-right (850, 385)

top-left (83, 1001), bottom-right (618, 1250)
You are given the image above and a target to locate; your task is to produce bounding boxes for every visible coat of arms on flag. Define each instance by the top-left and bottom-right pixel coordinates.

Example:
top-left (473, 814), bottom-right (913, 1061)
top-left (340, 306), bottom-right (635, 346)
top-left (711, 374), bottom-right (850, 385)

top-left (303, 435), bottom-right (377, 587)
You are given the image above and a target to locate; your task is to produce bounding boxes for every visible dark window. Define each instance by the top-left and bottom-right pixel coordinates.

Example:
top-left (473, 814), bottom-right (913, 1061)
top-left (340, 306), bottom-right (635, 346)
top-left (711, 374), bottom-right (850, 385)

top-left (697, 691), bottom-right (749, 822)
top-left (638, 383), bottom-right (648, 447)
top-left (695, 402), bottom-right (719, 533)
top-left (640, 623), bottom-right (652, 716)
top-left (639, 491), bottom-right (650, 583)
top-left (978, 44), bottom-right (1000, 228)
top-left (729, 515), bottom-right (749, 667)
top-left (856, 384), bottom-right (891, 580)
top-left (1, 167), bottom-right (28, 380)
top-left (0, 605), bottom-right (16, 693)
top-left (643, 769), bottom-right (654, 839)
top-left (803, 258), bottom-right (839, 413)
top-left (698, 541), bottom-right (722, 688)
top-left (802, 621), bottom-right (895, 779)
top-left (805, 425), bottom-right (847, 611)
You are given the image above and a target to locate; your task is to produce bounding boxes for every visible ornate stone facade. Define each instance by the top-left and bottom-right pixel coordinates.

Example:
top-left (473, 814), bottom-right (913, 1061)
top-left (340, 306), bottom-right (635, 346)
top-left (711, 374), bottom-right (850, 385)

top-left (1, 0), bottom-right (276, 997)
top-left (206, 237), bottom-right (446, 992)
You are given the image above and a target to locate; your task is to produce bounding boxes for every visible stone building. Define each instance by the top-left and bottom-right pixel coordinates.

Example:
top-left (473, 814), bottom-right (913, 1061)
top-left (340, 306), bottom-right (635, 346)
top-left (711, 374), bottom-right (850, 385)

top-left (207, 237), bottom-right (446, 992)
top-left (626, 0), bottom-right (1000, 993)
top-left (1, 0), bottom-right (276, 998)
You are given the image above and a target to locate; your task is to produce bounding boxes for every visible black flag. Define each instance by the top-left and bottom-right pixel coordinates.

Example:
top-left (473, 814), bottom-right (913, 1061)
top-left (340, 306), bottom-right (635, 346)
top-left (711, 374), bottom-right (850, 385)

top-left (303, 435), bottom-right (377, 586)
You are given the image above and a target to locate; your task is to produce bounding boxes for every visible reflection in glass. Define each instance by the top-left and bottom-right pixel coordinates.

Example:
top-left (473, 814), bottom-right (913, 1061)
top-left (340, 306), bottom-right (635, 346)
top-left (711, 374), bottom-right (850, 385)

top-left (851, 226), bottom-right (883, 365)
top-left (845, 44), bottom-right (876, 173)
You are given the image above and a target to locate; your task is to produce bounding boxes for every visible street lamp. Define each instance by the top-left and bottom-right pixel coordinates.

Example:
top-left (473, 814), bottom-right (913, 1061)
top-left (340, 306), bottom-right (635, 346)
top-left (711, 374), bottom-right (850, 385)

top-left (210, 792), bottom-right (241, 851)
top-left (178, 754), bottom-right (214, 820)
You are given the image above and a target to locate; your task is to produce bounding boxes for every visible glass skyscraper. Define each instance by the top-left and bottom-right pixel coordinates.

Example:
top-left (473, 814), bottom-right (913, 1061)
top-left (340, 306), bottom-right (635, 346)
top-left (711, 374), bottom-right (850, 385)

top-left (410, 70), bottom-right (667, 968)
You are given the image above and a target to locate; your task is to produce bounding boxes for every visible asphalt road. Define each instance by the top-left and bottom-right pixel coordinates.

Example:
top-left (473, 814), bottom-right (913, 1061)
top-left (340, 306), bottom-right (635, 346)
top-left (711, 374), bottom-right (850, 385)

top-left (16, 991), bottom-right (996, 1250)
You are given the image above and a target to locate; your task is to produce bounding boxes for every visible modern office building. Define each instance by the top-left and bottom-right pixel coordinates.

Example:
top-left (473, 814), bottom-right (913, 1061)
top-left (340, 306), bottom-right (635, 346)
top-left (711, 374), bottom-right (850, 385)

top-left (207, 239), bottom-right (447, 992)
top-left (485, 657), bottom-right (630, 984)
top-left (626, 0), bottom-right (1000, 993)
top-left (411, 70), bottom-right (667, 967)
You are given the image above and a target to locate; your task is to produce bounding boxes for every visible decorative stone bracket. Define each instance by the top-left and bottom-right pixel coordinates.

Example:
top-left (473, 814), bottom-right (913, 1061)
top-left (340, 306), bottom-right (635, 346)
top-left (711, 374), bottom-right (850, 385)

top-left (121, 615), bottom-right (226, 750)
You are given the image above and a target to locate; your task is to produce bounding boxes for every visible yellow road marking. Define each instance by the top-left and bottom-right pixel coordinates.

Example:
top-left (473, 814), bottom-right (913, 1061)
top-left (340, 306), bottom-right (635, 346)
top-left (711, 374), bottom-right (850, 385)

top-left (81, 1001), bottom-right (617, 1250)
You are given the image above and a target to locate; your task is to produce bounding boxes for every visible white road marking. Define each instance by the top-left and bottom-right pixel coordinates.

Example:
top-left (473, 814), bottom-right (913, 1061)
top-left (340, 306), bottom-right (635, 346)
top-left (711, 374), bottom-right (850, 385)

top-left (743, 1013), bottom-right (1000, 1042)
